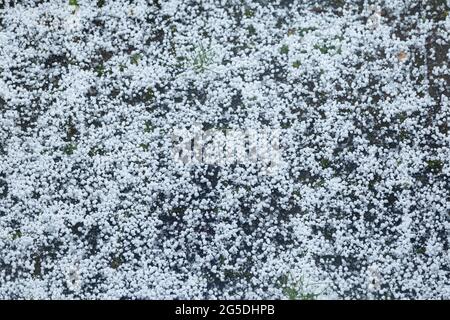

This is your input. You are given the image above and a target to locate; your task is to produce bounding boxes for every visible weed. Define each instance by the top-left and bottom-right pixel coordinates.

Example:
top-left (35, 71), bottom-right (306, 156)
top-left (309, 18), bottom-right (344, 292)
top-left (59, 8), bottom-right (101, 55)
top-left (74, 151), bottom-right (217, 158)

top-left (399, 130), bottom-right (408, 141)
top-left (278, 274), bottom-right (322, 300)
top-left (247, 25), bottom-right (256, 35)
top-left (88, 146), bottom-right (105, 157)
top-left (298, 27), bottom-right (317, 37)
top-left (320, 158), bottom-right (330, 169)
top-left (427, 159), bottom-right (443, 173)
top-left (64, 143), bottom-right (77, 155)
top-left (95, 63), bottom-right (105, 77)
top-left (314, 43), bottom-right (332, 54)
top-left (415, 246), bottom-right (426, 255)
top-left (144, 88), bottom-right (154, 102)
top-left (12, 230), bottom-right (22, 240)
top-left (292, 60), bottom-right (301, 68)
top-left (139, 143), bottom-right (149, 151)
top-left (280, 44), bottom-right (289, 55)
top-left (32, 254), bottom-right (42, 278)
top-left (244, 8), bottom-right (254, 18)
top-left (130, 53), bottom-right (142, 65)
top-left (144, 121), bottom-right (154, 133)
top-left (111, 255), bottom-right (122, 269)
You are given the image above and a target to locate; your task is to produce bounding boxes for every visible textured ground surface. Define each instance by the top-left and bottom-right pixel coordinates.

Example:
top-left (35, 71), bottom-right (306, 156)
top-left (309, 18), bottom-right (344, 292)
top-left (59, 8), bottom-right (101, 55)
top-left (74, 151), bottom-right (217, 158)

top-left (0, 0), bottom-right (449, 299)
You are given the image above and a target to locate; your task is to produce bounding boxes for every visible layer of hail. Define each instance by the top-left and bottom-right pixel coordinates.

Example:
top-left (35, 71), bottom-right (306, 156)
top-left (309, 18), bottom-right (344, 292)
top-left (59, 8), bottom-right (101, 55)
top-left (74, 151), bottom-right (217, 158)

top-left (0, 0), bottom-right (449, 299)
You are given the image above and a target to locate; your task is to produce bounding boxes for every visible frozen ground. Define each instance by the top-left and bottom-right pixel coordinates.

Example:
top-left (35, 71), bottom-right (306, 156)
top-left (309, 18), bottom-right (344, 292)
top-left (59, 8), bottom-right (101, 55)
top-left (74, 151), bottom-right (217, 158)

top-left (0, 0), bottom-right (449, 299)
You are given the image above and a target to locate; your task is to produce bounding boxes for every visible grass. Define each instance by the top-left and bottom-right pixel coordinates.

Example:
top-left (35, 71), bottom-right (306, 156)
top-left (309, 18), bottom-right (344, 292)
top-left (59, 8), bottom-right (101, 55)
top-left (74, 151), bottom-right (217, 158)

top-left (69, 0), bottom-right (78, 6)
top-left (192, 44), bottom-right (213, 73)
top-left (278, 274), bottom-right (322, 300)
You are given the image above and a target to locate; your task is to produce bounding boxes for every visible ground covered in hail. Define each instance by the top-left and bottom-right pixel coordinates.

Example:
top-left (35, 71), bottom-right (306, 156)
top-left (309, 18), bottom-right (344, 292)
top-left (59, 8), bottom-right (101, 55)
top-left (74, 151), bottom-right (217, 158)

top-left (0, 0), bottom-right (449, 299)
